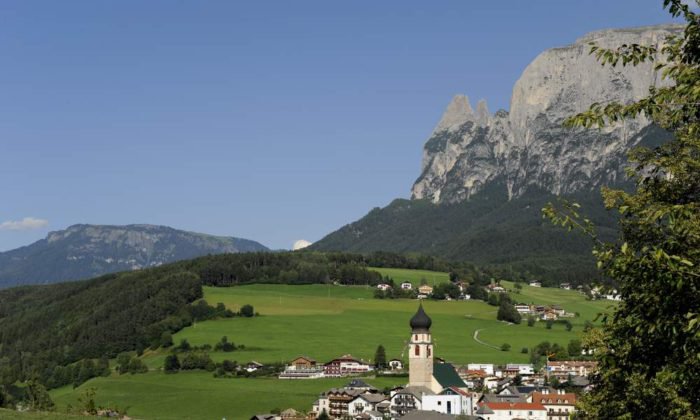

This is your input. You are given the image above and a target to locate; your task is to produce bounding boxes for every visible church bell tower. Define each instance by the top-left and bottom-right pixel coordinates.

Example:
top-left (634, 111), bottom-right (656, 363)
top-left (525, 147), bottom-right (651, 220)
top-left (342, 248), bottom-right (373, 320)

top-left (408, 303), bottom-right (434, 389)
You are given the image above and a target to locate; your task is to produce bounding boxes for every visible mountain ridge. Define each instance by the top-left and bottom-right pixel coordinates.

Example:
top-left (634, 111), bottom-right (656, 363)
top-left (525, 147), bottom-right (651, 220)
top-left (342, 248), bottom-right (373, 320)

top-left (0, 223), bottom-right (268, 288)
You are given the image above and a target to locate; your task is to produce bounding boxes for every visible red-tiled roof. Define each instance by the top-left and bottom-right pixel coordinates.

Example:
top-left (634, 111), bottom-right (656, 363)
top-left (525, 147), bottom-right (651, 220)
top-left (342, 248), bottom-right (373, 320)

top-left (482, 402), bottom-right (546, 411)
top-left (447, 386), bottom-right (470, 396)
top-left (531, 392), bottom-right (577, 405)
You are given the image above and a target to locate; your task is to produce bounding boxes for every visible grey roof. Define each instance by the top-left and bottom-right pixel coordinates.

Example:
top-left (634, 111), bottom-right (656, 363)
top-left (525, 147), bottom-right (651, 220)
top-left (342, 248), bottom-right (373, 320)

top-left (476, 405), bottom-right (495, 415)
top-left (354, 393), bottom-right (388, 404)
top-left (396, 385), bottom-right (435, 400)
top-left (481, 393), bottom-right (528, 403)
top-left (347, 379), bottom-right (375, 389)
top-left (400, 411), bottom-right (458, 420)
top-left (568, 375), bottom-right (591, 386)
top-left (250, 415), bottom-right (277, 420)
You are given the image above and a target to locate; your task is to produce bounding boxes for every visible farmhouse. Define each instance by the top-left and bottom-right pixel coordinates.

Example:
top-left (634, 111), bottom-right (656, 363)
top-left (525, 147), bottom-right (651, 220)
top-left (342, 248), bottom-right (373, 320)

top-left (377, 283), bottom-right (392, 291)
top-left (529, 281), bottom-right (542, 287)
top-left (418, 284), bottom-right (433, 295)
top-left (400, 282), bottom-right (413, 290)
top-left (279, 356), bottom-right (324, 379)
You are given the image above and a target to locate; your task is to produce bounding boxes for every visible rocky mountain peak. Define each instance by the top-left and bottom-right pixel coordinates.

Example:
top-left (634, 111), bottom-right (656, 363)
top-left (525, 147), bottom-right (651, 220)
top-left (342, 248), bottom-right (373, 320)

top-left (412, 24), bottom-right (681, 204)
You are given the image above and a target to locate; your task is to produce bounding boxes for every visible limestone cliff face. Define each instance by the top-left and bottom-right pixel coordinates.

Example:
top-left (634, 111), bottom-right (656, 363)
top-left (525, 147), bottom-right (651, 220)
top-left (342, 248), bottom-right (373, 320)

top-left (412, 25), bottom-right (679, 203)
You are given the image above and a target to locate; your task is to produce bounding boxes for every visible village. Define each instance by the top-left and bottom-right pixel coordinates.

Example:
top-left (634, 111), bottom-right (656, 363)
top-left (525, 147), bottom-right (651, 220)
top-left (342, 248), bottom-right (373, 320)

top-left (251, 305), bottom-right (598, 420)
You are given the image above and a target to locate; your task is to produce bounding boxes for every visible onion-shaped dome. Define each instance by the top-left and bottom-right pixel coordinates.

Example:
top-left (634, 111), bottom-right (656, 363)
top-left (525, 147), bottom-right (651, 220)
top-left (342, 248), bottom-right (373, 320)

top-left (410, 303), bottom-right (432, 332)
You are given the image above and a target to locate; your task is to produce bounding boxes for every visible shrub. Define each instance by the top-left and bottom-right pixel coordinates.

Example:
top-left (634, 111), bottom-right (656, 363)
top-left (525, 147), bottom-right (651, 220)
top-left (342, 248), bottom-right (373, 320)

top-left (501, 343), bottom-right (511, 352)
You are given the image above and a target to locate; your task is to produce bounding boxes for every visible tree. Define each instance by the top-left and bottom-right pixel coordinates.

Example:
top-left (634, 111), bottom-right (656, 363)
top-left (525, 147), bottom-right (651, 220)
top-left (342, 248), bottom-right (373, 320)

top-left (239, 304), bottom-right (255, 318)
top-left (160, 332), bottom-right (173, 348)
top-left (26, 379), bottom-right (55, 411)
top-left (527, 316), bottom-right (536, 327)
top-left (568, 339), bottom-right (582, 357)
top-left (317, 409), bottom-right (330, 420)
top-left (497, 299), bottom-right (522, 324)
top-left (544, 1), bottom-right (700, 417)
top-left (164, 355), bottom-right (180, 373)
top-left (374, 345), bottom-right (387, 369)
top-left (487, 293), bottom-right (499, 306)
top-left (501, 343), bottom-right (511, 352)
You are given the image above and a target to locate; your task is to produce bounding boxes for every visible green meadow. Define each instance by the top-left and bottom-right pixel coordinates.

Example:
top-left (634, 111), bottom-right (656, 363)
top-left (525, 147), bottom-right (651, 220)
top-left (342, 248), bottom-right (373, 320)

top-left (48, 268), bottom-right (615, 419)
top-left (50, 373), bottom-right (402, 420)
top-left (369, 267), bottom-right (450, 286)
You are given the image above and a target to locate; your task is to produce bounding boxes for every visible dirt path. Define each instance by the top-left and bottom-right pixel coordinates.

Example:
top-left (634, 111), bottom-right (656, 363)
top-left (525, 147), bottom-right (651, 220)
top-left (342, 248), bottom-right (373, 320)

top-left (473, 328), bottom-right (501, 350)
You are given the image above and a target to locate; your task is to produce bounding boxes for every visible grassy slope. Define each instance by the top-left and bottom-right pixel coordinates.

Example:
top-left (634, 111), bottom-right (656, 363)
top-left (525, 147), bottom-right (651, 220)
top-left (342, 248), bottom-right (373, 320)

top-left (369, 267), bottom-right (450, 286)
top-left (50, 374), bottom-right (401, 420)
top-left (50, 269), bottom-right (614, 419)
top-left (0, 409), bottom-right (91, 419)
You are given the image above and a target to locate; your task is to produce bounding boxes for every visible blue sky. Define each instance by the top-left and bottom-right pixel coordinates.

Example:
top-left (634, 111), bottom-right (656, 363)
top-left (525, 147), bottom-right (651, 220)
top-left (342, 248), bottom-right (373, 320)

top-left (0, 1), bottom-right (677, 251)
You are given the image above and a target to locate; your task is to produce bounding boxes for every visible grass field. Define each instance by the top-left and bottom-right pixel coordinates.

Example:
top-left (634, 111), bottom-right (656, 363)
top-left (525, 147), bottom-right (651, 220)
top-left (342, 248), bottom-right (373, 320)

top-left (49, 268), bottom-right (615, 419)
top-left (0, 409), bottom-right (91, 420)
top-left (369, 267), bottom-right (450, 286)
top-left (50, 373), bottom-right (402, 420)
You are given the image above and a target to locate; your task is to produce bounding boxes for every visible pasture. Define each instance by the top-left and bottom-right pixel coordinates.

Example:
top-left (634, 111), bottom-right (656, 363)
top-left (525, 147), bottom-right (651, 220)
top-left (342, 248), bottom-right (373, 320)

top-left (49, 269), bottom-right (614, 419)
top-left (50, 373), bottom-right (402, 420)
top-left (369, 267), bottom-right (450, 286)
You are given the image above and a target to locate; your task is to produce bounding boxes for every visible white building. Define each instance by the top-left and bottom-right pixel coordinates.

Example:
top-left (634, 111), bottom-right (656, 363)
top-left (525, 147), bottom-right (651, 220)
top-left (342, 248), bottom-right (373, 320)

top-left (401, 281), bottom-right (413, 290)
top-left (476, 402), bottom-right (548, 420)
top-left (467, 363), bottom-right (495, 376)
top-left (377, 283), bottom-right (392, 291)
top-left (347, 393), bottom-right (389, 416)
top-left (422, 387), bottom-right (473, 416)
top-left (529, 281), bottom-right (542, 287)
top-left (388, 359), bottom-right (404, 370)
top-left (505, 364), bottom-right (535, 376)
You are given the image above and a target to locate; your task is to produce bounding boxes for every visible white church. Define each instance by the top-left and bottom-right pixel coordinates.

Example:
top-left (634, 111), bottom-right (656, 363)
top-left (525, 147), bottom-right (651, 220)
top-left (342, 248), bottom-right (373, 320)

top-left (389, 304), bottom-right (475, 418)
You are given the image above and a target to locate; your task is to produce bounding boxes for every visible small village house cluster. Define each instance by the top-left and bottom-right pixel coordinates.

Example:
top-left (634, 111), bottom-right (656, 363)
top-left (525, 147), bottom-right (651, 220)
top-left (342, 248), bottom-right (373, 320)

top-left (252, 305), bottom-right (596, 420)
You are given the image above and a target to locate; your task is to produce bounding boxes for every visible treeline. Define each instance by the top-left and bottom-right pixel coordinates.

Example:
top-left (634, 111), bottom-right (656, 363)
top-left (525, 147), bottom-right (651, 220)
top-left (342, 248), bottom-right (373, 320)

top-left (183, 251), bottom-right (449, 287)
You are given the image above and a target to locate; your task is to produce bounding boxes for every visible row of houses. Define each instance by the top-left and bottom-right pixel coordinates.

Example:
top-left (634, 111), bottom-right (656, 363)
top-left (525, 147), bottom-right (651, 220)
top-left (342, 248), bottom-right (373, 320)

top-left (279, 355), bottom-right (385, 379)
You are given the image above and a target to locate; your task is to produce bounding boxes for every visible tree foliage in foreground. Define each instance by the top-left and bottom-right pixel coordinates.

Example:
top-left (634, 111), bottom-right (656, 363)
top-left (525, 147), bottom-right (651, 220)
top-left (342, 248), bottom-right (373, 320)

top-left (545, 1), bottom-right (700, 416)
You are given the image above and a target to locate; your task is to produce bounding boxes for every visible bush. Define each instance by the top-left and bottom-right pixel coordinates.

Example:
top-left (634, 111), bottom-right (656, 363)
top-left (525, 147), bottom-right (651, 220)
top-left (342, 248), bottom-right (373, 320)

top-left (239, 304), bottom-right (255, 318)
top-left (214, 336), bottom-right (236, 352)
top-left (527, 316), bottom-right (536, 327)
top-left (164, 355), bottom-right (180, 373)
top-left (521, 347), bottom-right (529, 354)
top-left (127, 357), bottom-right (148, 374)
top-left (501, 343), bottom-right (511, 352)
top-left (546, 320), bottom-right (553, 329)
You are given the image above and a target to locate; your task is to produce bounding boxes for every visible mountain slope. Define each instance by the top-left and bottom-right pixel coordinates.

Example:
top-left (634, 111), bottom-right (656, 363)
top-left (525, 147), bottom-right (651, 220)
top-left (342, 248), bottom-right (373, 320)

top-left (0, 224), bottom-right (268, 288)
top-left (312, 185), bottom-right (617, 284)
top-left (313, 25), bottom-right (677, 282)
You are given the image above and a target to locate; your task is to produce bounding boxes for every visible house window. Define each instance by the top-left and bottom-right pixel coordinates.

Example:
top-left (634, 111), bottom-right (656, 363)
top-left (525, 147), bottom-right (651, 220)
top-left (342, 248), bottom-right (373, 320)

top-left (427, 347), bottom-right (431, 357)
top-left (415, 345), bottom-right (420, 356)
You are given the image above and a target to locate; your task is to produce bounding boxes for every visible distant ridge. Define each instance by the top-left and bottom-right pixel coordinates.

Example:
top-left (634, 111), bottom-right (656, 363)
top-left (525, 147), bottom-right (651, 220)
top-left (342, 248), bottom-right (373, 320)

top-left (0, 223), bottom-right (268, 288)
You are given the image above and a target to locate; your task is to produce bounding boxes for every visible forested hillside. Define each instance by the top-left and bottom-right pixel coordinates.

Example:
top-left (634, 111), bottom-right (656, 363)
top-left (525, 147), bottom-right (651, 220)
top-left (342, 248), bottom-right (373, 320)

top-left (0, 250), bottom-right (452, 398)
top-left (312, 185), bottom-right (619, 284)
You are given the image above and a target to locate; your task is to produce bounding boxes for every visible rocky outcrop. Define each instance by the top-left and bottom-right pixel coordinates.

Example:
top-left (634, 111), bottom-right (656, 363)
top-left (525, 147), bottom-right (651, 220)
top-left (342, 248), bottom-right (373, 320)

top-left (412, 25), bottom-right (679, 203)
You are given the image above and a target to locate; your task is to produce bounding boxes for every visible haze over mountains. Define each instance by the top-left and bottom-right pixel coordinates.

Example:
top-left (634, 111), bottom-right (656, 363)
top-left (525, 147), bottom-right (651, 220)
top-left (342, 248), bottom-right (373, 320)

top-left (0, 224), bottom-right (268, 288)
top-left (312, 25), bottom-right (677, 283)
